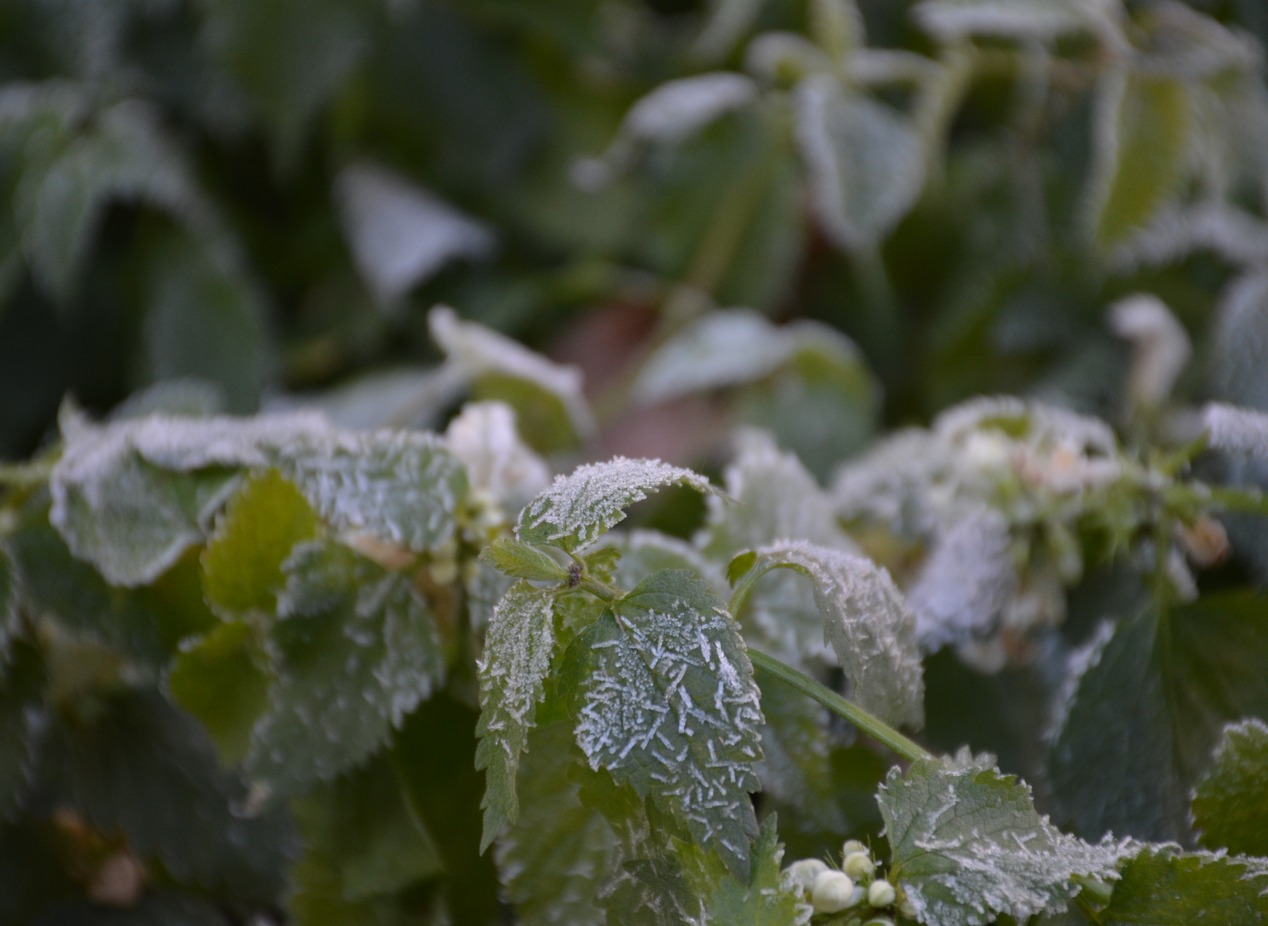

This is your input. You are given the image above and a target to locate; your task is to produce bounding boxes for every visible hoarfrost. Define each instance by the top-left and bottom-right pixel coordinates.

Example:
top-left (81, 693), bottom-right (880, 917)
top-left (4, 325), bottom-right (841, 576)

top-left (336, 163), bottom-right (494, 305)
top-left (832, 429), bottom-right (949, 535)
top-left (752, 540), bottom-right (924, 729)
top-left (475, 582), bottom-right (557, 846)
top-left (574, 571), bottom-right (762, 876)
top-left (879, 750), bottom-right (1134, 926)
top-left (1204, 402), bottom-right (1268, 460)
top-left (518, 457), bottom-right (713, 552)
top-left (1111, 202), bottom-right (1268, 270)
top-left (50, 408), bottom-right (465, 585)
top-left (907, 507), bottom-right (1017, 650)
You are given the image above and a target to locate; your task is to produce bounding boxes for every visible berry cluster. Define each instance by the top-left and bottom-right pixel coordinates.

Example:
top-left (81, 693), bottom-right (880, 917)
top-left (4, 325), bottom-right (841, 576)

top-left (783, 841), bottom-right (916, 924)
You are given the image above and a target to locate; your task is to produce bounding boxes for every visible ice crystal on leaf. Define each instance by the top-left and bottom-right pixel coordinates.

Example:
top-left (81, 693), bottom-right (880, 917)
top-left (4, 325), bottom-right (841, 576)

top-left (741, 541), bottom-right (924, 729)
top-left (878, 750), bottom-right (1133, 926)
top-left (475, 582), bottom-right (558, 850)
top-left (518, 457), bottom-right (714, 553)
top-left (571, 571), bottom-right (763, 876)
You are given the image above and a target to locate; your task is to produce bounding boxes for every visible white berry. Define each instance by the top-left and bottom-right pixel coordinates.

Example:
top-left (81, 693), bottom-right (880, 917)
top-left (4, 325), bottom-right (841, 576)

top-left (843, 850), bottom-right (876, 879)
top-left (811, 870), bottom-right (855, 913)
top-left (868, 878), bottom-right (897, 907)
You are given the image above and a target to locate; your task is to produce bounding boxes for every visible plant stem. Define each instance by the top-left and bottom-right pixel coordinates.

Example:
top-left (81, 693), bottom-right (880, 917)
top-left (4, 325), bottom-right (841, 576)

top-left (0, 459), bottom-right (55, 488)
top-left (748, 648), bottom-right (930, 763)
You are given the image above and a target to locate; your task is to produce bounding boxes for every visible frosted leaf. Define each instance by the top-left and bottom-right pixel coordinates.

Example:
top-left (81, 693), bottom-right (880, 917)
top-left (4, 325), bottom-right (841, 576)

top-left (744, 540), bottom-right (924, 729)
top-left (1191, 718), bottom-right (1268, 857)
top-left (335, 163), bottom-right (494, 305)
top-left (429, 306), bottom-right (595, 444)
top-left (794, 75), bottom-right (924, 250)
top-left (700, 430), bottom-right (857, 667)
top-left (700, 429), bottom-right (856, 556)
top-left (572, 571), bottom-right (763, 876)
top-left (1109, 294), bottom-right (1191, 408)
top-left (744, 33), bottom-right (831, 84)
top-left (1203, 403), bottom-right (1268, 461)
top-left (1099, 846), bottom-right (1268, 924)
top-left (475, 582), bottom-right (558, 850)
top-left (445, 401), bottom-right (551, 516)
top-left (517, 457), bottom-right (713, 553)
top-left (1129, 2), bottom-right (1262, 80)
top-left (277, 429), bottom-right (467, 552)
top-left (914, 0), bottom-right (1098, 42)
top-left (1110, 202), bottom-right (1268, 271)
top-left (631, 309), bottom-right (863, 408)
top-left (907, 507), bottom-right (1018, 651)
top-left (1212, 271), bottom-right (1268, 409)
top-left (621, 73), bottom-right (757, 145)
top-left (246, 539), bottom-right (445, 796)
top-left (267, 367), bottom-right (455, 431)
top-left (832, 428), bottom-right (950, 535)
top-left (932, 396), bottom-right (1117, 455)
top-left (878, 750), bottom-right (1133, 926)
top-left (50, 410), bottom-right (466, 584)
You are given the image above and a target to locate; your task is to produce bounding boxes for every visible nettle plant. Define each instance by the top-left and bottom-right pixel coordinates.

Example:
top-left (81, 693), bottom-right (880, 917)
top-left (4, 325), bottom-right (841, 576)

top-left (2, 310), bottom-right (1268, 925)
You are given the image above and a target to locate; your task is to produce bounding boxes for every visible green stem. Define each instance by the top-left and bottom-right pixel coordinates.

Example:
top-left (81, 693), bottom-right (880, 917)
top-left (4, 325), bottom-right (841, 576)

top-left (748, 649), bottom-right (930, 763)
top-left (0, 459), bottom-right (55, 488)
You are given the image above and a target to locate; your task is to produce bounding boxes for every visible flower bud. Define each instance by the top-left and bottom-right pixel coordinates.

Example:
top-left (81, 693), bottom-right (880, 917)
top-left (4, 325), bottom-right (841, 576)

top-left (811, 870), bottom-right (855, 913)
top-left (868, 878), bottom-right (897, 908)
top-left (843, 850), bottom-right (875, 880)
top-left (841, 839), bottom-right (867, 856)
top-left (783, 858), bottom-right (829, 894)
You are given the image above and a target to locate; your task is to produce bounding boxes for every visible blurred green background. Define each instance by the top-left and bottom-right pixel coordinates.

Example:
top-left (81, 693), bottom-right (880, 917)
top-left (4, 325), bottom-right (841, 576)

top-left (3, 0), bottom-right (1268, 466)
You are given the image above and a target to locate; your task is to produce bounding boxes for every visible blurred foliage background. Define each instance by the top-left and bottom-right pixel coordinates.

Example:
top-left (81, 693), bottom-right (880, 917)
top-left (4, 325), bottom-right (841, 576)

top-left (4, 0), bottom-right (1268, 472)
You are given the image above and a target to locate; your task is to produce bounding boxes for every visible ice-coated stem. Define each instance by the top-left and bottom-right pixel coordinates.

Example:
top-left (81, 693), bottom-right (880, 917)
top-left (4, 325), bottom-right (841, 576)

top-left (748, 648), bottom-right (930, 763)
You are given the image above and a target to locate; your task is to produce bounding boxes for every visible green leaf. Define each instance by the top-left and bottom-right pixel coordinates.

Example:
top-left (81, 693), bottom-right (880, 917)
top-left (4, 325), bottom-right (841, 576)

top-left (166, 620), bottom-right (272, 766)
top-left (1048, 594), bottom-right (1268, 842)
top-left (292, 753), bottom-right (444, 908)
top-left (517, 457), bottom-right (713, 552)
top-left (246, 539), bottom-right (445, 797)
top-left (11, 97), bottom-right (204, 305)
top-left (202, 469), bottom-right (322, 618)
top-left (43, 690), bottom-right (295, 902)
top-left (914, 0), bottom-right (1099, 43)
top-left (1099, 847), bottom-right (1268, 925)
top-left (794, 77), bottom-right (924, 250)
top-left (479, 538), bottom-right (569, 583)
top-left (494, 721), bottom-right (623, 926)
top-left (34, 891), bottom-right (233, 926)
top-left (878, 751), bottom-right (1129, 926)
top-left (1089, 69), bottom-right (1192, 249)
top-left (474, 581), bottom-right (557, 850)
top-left (597, 530), bottom-right (723, 594)
top-left (571, 570), bottom-right (763, 877)
top-left (732, 541), bottom-right (924, 729)
top-left (139, 230), bottom-right (271, 414)
top-left (1191, 718), bottom-right (1268, 856)
top-left (701, 816), bottom-right (807, 926)
top-left (203, 0), bottom-right (372, 168)
top-left (0, 643), bottom-right (43, 819)
top-left (430, 306), bottom-right (595, 450)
